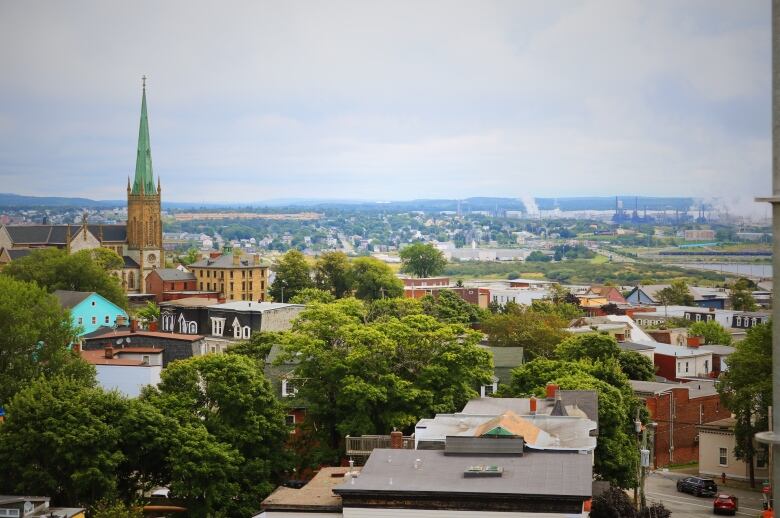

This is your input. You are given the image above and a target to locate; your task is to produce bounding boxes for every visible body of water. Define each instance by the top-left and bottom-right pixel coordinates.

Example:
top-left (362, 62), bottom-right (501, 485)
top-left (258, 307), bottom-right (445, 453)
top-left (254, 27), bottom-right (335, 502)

top-left (674, 263), bottom-right (772, 278)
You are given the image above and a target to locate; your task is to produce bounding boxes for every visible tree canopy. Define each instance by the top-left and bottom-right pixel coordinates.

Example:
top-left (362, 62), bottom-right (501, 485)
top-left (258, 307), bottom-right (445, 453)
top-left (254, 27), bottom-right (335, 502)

top-left (350, 257), bottom-right (403, 300)
top-left (399, 242), bottom-right (447, 278)
top-left (269, 249), bottom-right (313, 302)
top-left (276, 301), bottom-right (492, 457)
top-left (313, 251), bottom-right (353, 298)
top-left (689, 320), bottom-right (732, 345)
top-left (0, 275), bottom-right (94, 406)
top-left (481, 302), bottom-right (571, 358)
top-left (555, 332), bottom-right (620, 362)
top-left (1, 247), bottom-right (128, 309)
top-left (729, 280), bottom-right (757, 312)
top-left (656, 280), bottom-right (694, 307)
top-left (717, 322), bottom-right (771, 487)
top-left (421, 290), bottom-right (483, 325)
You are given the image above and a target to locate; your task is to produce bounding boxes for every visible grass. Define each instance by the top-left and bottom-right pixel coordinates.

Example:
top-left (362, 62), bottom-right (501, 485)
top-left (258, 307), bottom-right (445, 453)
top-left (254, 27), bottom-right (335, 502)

top-left (589, 255), bottom-right (609, 265)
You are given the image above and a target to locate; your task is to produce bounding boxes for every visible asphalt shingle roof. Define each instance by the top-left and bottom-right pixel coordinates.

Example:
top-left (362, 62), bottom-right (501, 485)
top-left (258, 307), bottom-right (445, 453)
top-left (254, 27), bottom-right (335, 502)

top-left (154, 268), bottom-right (196, 281)
top-left (53, 290), bottom-right (94, 309)
top-left (3, 224), bottom-right (127, 245)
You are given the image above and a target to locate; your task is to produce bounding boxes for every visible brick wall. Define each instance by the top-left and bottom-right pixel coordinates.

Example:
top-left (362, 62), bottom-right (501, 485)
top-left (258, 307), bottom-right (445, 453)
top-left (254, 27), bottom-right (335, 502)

top-left (643, 388), bottom-right (730, 468)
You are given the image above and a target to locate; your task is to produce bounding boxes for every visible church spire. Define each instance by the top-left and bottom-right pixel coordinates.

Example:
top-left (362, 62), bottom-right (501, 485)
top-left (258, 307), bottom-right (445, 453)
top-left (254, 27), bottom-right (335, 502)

top-left (132, 76), bottom-right (156, 195)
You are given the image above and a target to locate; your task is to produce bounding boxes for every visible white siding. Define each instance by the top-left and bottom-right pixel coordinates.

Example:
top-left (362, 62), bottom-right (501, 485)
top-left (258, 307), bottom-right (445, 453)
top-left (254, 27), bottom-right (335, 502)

top-left (95, 364), bottom-right (161, 397)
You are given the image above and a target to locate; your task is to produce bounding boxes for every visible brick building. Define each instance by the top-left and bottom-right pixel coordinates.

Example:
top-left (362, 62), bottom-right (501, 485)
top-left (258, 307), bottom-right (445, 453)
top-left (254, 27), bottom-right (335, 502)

top-left (403, 284), bottom-right (491, 309)
top-left (188, 251), bottom-right (269, 302)
top-left (144, 268), bottom-right (220, 302)
top-left (631, 380), bottom-right (731, 468)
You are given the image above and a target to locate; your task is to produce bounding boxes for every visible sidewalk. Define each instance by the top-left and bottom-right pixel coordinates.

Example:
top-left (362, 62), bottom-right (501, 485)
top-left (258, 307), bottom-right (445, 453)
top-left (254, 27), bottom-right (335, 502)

top-left (661, 464), bottom-right (766, 493)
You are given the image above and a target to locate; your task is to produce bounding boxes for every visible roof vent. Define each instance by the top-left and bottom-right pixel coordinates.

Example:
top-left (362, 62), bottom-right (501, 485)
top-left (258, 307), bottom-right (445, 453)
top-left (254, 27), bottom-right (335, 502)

top-left (464, 465), bottom-right (503, 478)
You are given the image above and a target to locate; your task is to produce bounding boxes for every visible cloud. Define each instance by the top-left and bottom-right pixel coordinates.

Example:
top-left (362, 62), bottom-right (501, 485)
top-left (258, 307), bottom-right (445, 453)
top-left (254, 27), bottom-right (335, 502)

top-left (0, 0), bottom-right (771, 213)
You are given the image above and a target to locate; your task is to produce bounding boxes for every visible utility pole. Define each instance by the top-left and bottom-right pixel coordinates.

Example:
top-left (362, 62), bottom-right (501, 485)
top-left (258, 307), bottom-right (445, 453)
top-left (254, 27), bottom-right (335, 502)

top-left (756, 1), bottom-right (780, 515)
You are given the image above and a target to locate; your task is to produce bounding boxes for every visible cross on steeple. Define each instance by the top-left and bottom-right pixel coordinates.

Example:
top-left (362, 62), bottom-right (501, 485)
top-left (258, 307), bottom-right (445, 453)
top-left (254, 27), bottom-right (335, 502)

top-left (142, 75), bottom-right (146, 90)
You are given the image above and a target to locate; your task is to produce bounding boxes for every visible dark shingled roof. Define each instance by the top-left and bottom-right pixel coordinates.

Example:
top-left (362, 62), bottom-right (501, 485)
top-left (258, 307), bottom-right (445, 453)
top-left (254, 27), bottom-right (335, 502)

top-left (53, 290), bottom-right (94, 309)
top-left (153, 268), bottom-right (196, 281)
top-left (3, 224), bottom-right (126, 245)
top-left (123, 255), bottom-right (140, 268)
top-left (7, 249), bottom-right (32, 260)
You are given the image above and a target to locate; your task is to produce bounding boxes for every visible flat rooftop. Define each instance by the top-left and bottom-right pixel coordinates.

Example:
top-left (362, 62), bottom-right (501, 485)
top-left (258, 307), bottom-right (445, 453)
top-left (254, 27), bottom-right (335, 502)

top-left (262, 467), bottom-right (360, 511)
top-left (334, 448), bottom-right (592, 498)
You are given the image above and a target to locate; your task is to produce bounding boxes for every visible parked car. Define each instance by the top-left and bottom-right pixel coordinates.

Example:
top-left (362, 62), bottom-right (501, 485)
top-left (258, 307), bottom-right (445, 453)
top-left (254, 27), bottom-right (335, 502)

top-left (676, 476), bottom-right (718, 497)
top-left (713, 494), bottom-right (738, 515)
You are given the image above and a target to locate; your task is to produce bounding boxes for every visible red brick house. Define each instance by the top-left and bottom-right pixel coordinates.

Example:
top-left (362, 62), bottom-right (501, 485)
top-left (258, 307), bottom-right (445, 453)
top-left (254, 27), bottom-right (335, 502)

top-left (631, 380), bottom-right (731, 468)
top-left (404, 285), bottom-right (490, 309)
top-left (145, 268), bottom-right (220, 302)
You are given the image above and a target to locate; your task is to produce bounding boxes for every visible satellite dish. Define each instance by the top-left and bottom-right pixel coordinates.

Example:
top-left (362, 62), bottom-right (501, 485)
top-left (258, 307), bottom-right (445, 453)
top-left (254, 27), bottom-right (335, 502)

top-left (23, 501), bottom-right (33, 514)
top-left (126, 337), bottom-right (131, 344)
top-left (116, 339), bottom-right (122, 345)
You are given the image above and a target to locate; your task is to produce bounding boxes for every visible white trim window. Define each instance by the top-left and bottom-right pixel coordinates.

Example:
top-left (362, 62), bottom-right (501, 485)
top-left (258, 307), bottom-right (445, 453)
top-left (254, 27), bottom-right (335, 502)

top-left (719, 447), bottom-right (728, 466)
top-left (480, 382), bottom-right (498, 398)
top-left (282, 378), bottom-right (299, 397)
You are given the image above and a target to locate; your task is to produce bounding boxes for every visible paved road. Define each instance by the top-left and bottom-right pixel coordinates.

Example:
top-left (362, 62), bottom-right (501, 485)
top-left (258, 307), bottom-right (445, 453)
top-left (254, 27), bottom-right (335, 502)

top-left (644, 471), bottom-right (767, 518)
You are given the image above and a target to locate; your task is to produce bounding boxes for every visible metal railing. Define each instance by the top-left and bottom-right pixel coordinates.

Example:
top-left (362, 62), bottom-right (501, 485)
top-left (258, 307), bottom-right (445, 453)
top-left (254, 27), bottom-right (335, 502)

top-left (345, 434), bottom-right (415, 456)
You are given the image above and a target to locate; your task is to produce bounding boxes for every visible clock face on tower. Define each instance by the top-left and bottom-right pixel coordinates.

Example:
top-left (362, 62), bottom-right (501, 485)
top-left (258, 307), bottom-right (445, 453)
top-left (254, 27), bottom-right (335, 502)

top-left (147, 253), bottom-right (157, 264)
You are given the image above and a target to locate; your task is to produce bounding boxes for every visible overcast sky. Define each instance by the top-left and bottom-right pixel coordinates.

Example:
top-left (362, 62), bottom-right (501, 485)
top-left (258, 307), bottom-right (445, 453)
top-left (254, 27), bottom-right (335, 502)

top-left (0, 1), bottom-right (771, 208)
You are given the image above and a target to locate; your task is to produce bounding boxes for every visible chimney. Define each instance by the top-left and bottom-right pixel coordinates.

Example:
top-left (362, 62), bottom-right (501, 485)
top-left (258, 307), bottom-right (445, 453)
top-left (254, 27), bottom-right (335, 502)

top-left (116, 315), bottom-right (127, 327)
top-left (709, 307), bottom-right (715, 312)
top-left (529, 396), bottom-right (537, 415)
top-left (545, 383), bottom-right (559, 400)
top-left (130, 318), bottom-right (138, 333)
top-left (687, 335), bottom-right (702, 347)
top-left (104, 346), bottom-right (114, 359)
top-left (253, 253), bottom-right (261, 265)
top-left (390, 430), bottom-right (403, 449)
top-left (209, 251), bottom-right (222, 259)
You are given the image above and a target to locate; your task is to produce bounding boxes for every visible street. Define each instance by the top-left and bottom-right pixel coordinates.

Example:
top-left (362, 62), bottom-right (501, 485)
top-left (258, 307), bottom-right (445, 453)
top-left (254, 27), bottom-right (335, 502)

top-left (644, 471), bottom-right (767, 518)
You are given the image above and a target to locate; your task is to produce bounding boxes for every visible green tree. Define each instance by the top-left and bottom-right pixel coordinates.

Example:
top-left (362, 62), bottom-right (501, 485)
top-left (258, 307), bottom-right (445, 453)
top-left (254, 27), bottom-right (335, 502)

top-left (180, 247), bottom-right (201, 265)
top-left (279, 306), bottom-right (492, 454)
top-left (481, 303), bottom-right (569, 358)
top-left (313, 251), bottom-right (353, 298)
top-left (0, 276), bottom-right (94, 405)
top-left (0, 376), bottom-right (125, 507)
top-left (526, 251), bottom-right (551, 262)
top-left (269, 249), bottom-right (313, 302)
top-left (289, 287), bottom-right (336, 305)
top-left (421, 290), bottom-right (483, 324)
top-left (2, 247), bottom-right (128, 309)
top-left (366, 297), bottom-right (423, 322)
top-left (689, 320), bottom-right (732, 345)
top-left (730, 282), bottom-right (757, 312)
top-left (90, 500), bottom-right (144, 518)
top-left (350, 257), bottom-right (403, 300)
top-left (717, 322), bottom-right (771, 487)
top-left (399, 242), bottom-right (447, 278)
top-left (226, 331), bottom-right (283, 364)
top-left (555, 333), bottom-right (620, 362)
top-left (144, 354), bottom-right (289, 516)
top-left (656, 280), bottom-right (694, 307)
top-left (617, 351), bottom-right (655, 381)
top-left (135, 300), bottom-right (160, 324)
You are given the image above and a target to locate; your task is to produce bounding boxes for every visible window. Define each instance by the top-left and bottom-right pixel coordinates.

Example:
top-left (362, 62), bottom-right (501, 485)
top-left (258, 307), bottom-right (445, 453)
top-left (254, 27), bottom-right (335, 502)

top-left (480, 382), bottom-right (498, 397)
top-left (695, 314), bottom-right (701, 322)
top-left (282, 379), bottom-right (299, 397)
top-left (91, 301), bottom-right (96, 307)
top-left (207, 270), bottom-right (211, 278)
top-left (757, 446), bottom-right (768, 468)
top-left (78, 317), bottom-right (83, 325)
top-left (210, 345), bottom-right (217, 354)
top-left (92, 316), bottom-right (97, 325)
top-left (104, 315), bottom-right (110, 324)
top-left (230, 271), bottom-right (234, 279)
top-left (142, 355), bottom-right (150, 365)
top-left (285, 414), bottom-right (296, 426)
top-left (704, 360), bottom-right (709, 372)
top-left (736, 316), bottom-right (742, 327)
top-left (249, 281), bottom-right (253, 291)
top-left (685, 362), bottom-right (689, 373)
top-left (200, 282), bottom-right (204, 290)
top-left (719, 447), bottom-right (728, 466)
top-left (752, 318), bottom-right (758, 327)
top-left (0, 509), bottom-right (21, 517)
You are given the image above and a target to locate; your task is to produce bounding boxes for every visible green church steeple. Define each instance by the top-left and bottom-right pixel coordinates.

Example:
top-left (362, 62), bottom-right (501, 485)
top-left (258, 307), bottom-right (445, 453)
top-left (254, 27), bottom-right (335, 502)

top-left (132, 76), bottom-right (156, 195)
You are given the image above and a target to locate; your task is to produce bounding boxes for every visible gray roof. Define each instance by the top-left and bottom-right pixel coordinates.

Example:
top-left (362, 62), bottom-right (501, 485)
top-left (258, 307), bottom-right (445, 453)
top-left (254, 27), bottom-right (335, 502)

top-left (334, 448), bottom-right (592, 498)
top-left (460, 392), bottom-right (599, 425)
top-left (210, 301), bottom-right (304, 312)
top-left (619, 341), bottom-right (656, 352)
top-left (629, 379), bottom-right (718, 398)
top-left (3, 224), bottom-right (126, 244)
top-left (699, 344), bottom-right (736, 355)
top-left (7, 248), bottom-right (32, 260)
top-left (123, 255), bottom-right (140, 268)
top-left (53, 290), bottom-right (94, 309)
top-left (154, 268), bottom-right (196, 281)
top-left (189, 254), bottom-right (267, 269)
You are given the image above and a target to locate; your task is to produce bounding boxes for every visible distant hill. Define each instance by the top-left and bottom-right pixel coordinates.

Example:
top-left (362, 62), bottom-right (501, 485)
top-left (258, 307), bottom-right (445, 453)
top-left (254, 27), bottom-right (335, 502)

top-left (0, 193), bottom-right (695, 213)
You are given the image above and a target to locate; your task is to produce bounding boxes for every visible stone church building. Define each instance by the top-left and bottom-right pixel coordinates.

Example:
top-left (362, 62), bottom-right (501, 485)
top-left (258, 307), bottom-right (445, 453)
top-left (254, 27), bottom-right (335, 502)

top-left (0, 81), bottom-right (163, 294)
